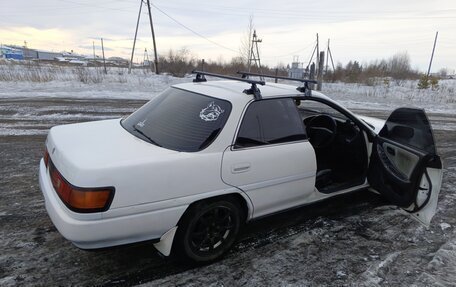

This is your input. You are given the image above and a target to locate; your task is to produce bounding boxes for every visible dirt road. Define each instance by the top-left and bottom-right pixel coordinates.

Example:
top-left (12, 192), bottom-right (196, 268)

top-left (1, 97), bottom-right (455, 286)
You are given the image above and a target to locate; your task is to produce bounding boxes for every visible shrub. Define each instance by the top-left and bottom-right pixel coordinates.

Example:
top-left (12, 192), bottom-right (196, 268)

top-left (430, 77), bottom-right (439, 90)
top-left (74, 66), bottom-right (103, 84)
top-left (417, 76), bottom-right (430, 89)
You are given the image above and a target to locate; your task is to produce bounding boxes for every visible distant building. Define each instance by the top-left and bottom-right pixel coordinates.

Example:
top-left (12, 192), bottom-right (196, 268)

top-left (6, 46), bottom-right (62, 61)
top-left (22, 48), bottom-right (38, 60)
top-left (107, 56), bottom-right (129, 66)
top-left (0, 46), bottom-right (24, 60)
top-left (288, 56), bottom-right (305, 79)
top-left (6, 46), bottom-right (38, 59)
top-left (288, 61), bottom-right (305, 79)
top-left (1, 44), bottom-right (129, 66)
top-left (62, 51), bottom-right (86, 61)
top-left (36, 50), bottom-right (63, 61)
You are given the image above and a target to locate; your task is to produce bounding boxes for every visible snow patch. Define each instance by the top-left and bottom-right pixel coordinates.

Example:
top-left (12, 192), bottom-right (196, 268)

top-left (415, 238), bottom-right (456, 286)
top-left (440, 223), bottom-right (451, 231)
top-left (323, 80), bottom-right (456, 114)
top-left (356, 251), bottom-right (400, 286)
top-left (0, 128), bottom-right (48, 136)
top-left (0, 276), bottom-right (17, 287)
top-left (336, 270), bottom-right (347, 278)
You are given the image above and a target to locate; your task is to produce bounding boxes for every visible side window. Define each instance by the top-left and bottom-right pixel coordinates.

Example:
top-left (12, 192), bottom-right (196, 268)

top-left (235, 98), bottom-right (307, 148)
top-left (298, 100), bottom-right (349, 122)
top-left (379, 108), bottom-right (436, 154)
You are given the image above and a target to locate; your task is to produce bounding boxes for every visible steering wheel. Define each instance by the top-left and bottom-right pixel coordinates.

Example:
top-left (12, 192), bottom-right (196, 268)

top-left (306, 115), bottom-right (337, 148)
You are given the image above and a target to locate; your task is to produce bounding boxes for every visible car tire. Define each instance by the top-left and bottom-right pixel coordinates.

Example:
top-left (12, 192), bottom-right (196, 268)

top-left (174, 199), bottom-right (242, 263)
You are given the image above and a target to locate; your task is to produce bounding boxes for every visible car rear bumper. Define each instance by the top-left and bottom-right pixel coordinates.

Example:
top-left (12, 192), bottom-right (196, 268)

top-left (39, 159), bottom-right (187, 249)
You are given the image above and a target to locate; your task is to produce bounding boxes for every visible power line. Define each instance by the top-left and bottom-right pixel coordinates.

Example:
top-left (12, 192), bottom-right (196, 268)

top-left (262, 40), bottom-right (316, 59)
top-left (56, 0), bottom-right (136, 13)
top-left (146, 4), bottom-right (320, 60)
top-left (0, 1), bottom-right (138, 17)
top-left (150, 3), bottom-right (239, 54)
top-left (128, 0), bottom-right (143, 74)
top-left (145, 0), bottom-right (159, 74)
top-left (2, 2), bottom-right (455, 22)
top-left (149, 3), bottom-right (456, 20)
top-left (128, 0), bottom-right (159, 74)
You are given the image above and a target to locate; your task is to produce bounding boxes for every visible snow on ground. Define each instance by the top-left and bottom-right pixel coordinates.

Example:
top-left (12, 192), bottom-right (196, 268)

top-left (1, 63), bottom-right (455, 113)
top-left (0, 68), bottom-right (188, 100)
top-left (1, 65), bottom-right (455, 136)
top-left (1, 64), bottom-right (456, 286)
top-left (322, 80), bottom-right (456, 114)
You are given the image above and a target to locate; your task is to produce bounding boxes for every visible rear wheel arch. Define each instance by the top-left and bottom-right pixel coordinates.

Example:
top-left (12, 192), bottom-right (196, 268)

top-left (171, 193), bottom-right (249, 262)
top-left (177, 193), bottom-right (249, 226)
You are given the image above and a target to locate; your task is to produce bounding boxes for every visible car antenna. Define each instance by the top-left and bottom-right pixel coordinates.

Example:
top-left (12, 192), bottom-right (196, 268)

top-left (191, 70), bottom-right (265, 100)
top-left (237, 71), bottom-right (318, 96)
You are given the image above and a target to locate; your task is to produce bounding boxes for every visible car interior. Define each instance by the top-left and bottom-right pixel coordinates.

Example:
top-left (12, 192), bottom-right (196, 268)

top-left (298, 99), bottom-right (369, 193)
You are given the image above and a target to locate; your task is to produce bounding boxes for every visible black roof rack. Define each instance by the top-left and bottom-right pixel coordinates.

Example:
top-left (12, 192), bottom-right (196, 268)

top-left (191, 70), bottom-right (265, 100)
top-left (237, 71), bottom-right (318, 96)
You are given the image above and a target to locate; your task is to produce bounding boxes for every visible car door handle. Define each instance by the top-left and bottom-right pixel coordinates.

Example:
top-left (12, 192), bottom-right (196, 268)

top-left (231, 163), bottom-right (251, 174)
top-left (386, 146), bottom-right (396, 156)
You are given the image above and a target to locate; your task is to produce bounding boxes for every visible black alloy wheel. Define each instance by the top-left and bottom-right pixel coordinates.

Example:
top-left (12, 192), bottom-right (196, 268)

top-left (174, 199), bottom-right (242, 263)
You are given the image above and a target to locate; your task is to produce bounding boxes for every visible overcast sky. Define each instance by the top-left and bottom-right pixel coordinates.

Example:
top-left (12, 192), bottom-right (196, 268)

top-left (1, 0), bottom-right (455, 72)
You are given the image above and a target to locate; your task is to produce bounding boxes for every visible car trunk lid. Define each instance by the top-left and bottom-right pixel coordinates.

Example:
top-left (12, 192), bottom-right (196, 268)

top-left (46, 119), bottom-right (178, 188)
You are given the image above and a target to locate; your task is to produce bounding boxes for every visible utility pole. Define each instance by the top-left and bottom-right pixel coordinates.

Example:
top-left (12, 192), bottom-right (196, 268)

top-left (309, 62), bottom-right (316, 90)
top-left (92, 41), bottom-right (96, 66)
top-left (254, 31), bottom-right (262, 74)
top-left (316, 33), bottom-right (319, 76)
top-left (328, 45), bottom-right (335, 71)
top-left (325, 39), bottom-right (330, 76)
top-left (143, 48), bottom-right (147, 66)
top-left (146, 0), bottom-right (159, 74)
top-left (248, 30), bottom-right (263, 77)
top-left (317, 51), bottom-right (325, 91)
top-left (143, 48), bottom-right (153, 72)
top-left (306, 43), bottom-right (317, 71)
top-left (324, 39), bottom-right (336, 80)
top-left (101, 38), bottom-right (107, 74)
top-left (128, 0), bottom-right (143, 74)
top-left (427, 31), bottom-right (439, 77)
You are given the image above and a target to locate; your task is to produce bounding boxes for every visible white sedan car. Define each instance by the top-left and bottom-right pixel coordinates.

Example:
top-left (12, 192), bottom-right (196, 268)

top-left (39, 71), bottom-right (442, 263)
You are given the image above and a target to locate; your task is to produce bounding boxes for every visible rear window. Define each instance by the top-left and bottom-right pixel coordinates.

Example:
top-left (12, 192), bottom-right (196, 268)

top-left (122, 87), bottom-right (232, 152)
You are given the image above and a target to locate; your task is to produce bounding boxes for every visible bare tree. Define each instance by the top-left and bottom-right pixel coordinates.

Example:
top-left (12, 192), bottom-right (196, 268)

top-left (160, 48), bottom-right (196, 77)
top-left (438, 68), bottom-right (448, 78)
top-left (388, 52), bottom-right (412, 80)
top-left (239, 15), bottom-right (254, 66)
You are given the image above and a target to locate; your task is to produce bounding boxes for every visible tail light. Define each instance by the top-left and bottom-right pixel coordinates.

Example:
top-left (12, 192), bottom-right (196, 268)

top-left (44, 147), bottom-right (50, 167)
top-left (49, 160), bottom-right (114, 213)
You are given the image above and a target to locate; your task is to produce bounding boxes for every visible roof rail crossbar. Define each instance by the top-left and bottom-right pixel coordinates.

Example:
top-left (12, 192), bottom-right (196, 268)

top-left (237, 71), bottom-right (318, 96)
top-left (243, 83), bottom-right (262, 100)
top-left (237, 71), bottom-right (318, 84)
top-left (192, 70), bottom-right (265, 100)
top-left (193, 72), bottom-right (207, 82)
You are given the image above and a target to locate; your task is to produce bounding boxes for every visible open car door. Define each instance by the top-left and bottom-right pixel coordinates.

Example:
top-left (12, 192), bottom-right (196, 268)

top-left (368, 108), bottom-right (443, 226)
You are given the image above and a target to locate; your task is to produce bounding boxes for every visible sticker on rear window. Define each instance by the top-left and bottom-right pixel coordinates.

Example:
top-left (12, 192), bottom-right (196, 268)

top-left (137, 119), bottom-right (147, 127)
top-left (200, 102), bottom-right (224, 122)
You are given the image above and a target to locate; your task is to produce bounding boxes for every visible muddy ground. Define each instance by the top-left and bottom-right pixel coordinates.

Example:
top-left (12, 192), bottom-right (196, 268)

top-left (0, 97), bottom-right (455, 286)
